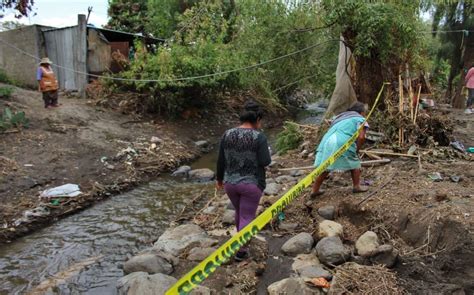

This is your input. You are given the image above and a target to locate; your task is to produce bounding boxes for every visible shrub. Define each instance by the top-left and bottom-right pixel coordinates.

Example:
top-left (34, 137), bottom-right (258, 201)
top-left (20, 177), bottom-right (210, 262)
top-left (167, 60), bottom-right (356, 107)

top-left (276, 121), bottom-right (303, 154)
top-left (0, 87), bottom-right (14, 99)
top-left (0, 107), bottom-right (29, 131)
top-left (0, 69), bottom-right (10, 84)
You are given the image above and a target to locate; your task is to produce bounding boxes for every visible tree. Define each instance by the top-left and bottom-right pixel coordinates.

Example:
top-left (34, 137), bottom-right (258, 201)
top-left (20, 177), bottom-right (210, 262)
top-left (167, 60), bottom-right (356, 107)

top-left (0, 0), bottom-right (34, 18)
top-left (429, 0), bottom-right (473, 108)
top-left (107, 0), bottom-right (148, 34)
top-left (0, 20), bottom-right (24, 31)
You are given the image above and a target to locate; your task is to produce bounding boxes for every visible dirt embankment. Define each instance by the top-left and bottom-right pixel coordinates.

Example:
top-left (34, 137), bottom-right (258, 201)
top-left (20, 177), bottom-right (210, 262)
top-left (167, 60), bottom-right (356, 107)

top-left (0, 85), bottom-right (230, 243)
top-left (165, 108), bottom-right (473, 294)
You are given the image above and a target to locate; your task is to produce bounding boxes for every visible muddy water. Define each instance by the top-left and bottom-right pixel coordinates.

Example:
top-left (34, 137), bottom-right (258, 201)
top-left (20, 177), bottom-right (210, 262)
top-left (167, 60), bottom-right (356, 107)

top-left (0, 180), bottom-right (213, 294)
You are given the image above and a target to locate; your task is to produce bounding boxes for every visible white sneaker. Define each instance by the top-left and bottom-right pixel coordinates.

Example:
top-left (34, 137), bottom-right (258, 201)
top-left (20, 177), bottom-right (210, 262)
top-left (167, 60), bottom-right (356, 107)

top-left (465, 108), bottom-right (473, 114)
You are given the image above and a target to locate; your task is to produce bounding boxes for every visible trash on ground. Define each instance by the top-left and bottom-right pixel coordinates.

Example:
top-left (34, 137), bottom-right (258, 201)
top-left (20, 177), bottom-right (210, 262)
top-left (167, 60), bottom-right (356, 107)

top-left (428, 172), bottom-right (443, 182)
top-left (450, 175), bottom-right (461, 183)
top-left (40, 184), bottom-right (82, 198)
top-left (305, 277), bottom-right (331, 288)
top-left (450, 141), bottom-right (466, 153)
top-left (24, 205), bottom-right (50, 218)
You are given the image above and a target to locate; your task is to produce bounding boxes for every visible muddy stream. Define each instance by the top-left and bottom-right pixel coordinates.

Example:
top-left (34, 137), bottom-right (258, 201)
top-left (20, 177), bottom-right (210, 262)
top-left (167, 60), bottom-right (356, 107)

top-left (0, 104), bottom-right (325, 294)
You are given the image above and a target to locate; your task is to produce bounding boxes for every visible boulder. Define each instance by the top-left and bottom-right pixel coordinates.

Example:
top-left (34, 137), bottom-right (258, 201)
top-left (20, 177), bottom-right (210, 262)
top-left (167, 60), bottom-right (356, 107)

top-left (264, 183), bottom-right (281, 195)
top-left (117, 272), bottom-right (177, 295)
top-left (188, 169), bottom-right (215, 182)
top-left (171, 165), bottom-right (191, 177)
top-left (187, 247), bottom-right (216, 261)
top-left (355, 231), bottom-right (380, 257)
top-left (318, 220), bottom-right (343, 238)
top-left (371, 244), bottom-right (399, 268)
top-left (281, 232), bottom-right (314, 256)
top-left (267, 277), bottom-right (322, 295)
top-left (317, 205), bottom-right (335, 220)
top-left (222, 210), bottom-right (235, 225)
top-left (123, 253), bottom-right (173, 275)
top-left (153, 224), bottom-right (217, 256)
top-left (315, 236), bottom-right (350, 266)
top-left (275, 175), bottom-right (296, 184)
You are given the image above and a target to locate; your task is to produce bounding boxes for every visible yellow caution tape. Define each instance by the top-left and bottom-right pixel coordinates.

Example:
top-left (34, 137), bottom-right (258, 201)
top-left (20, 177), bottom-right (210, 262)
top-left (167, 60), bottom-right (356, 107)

top-left (166, 83), bottom-right (388, 295)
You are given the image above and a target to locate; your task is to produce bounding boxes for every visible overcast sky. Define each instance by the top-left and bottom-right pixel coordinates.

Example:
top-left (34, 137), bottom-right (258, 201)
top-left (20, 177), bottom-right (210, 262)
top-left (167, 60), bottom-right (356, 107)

top-left (2, 0), bottom-right (109, 28)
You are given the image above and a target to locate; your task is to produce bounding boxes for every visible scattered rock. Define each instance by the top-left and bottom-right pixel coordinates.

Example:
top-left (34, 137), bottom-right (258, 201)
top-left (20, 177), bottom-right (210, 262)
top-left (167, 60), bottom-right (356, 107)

top-left (317, 206), bottom-right (335, 220)
top-left (117, 272), bottom-right (176, 295)
top-left (189, 285), bottom-right (212, 295)
top-left (318, 220), bottom-right (343, 238)
top-left (266, 178), bottom-right (276, 184)
top-left (290, 170), bottom-right (304, 177)
top-left (202, 206), bottom-right (217, 214)
top-left (106, 164), bottom-right (115, 170)
top-left (355, 231), bottom-right (380, 257)
top-left (187, 247), bottom-right (216, 261)
top-left (281, 232), bottom-right (314, 256)
top-left (195, 140), bottom-right (211, 152)
top-left (435, 192), bottom-right (449, 202)
top-left (188, 169), bottom-right (215, 182)
top-left (264, 183), bottom-right (281, 195)
top-left (222, 210), bottom-right (235, 225)
top-left (292, 253), bottom-right (321, 271)
top-left (292, 254), bottom-right (332, 280)
top-left (267, 277), bottom-right (322, 295)
top-left (297, 265), bottom-right (332, 280)
top-left (150, 136), bottom-right (163, 144)
top-left (153, 224), bottom-right (217, 256)
top-left (279, 222), bottom-right (299, 231)
top-left (171, 165), bottom-right (191, 177)
top-left (123, 253), bottom-right (173, 275)
top-left (371, 244), bottom-right (399, 268)
top-left (275, 175), bottom-right (296, 184)
top-left (300, 150), bottom-right (309, 159)
top-left (315, 236), bottom-right (350, 266)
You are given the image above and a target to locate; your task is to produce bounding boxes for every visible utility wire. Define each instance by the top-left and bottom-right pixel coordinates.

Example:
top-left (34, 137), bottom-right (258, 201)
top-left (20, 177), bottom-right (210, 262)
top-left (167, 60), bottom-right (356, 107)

top-left (0, 37), bottom-right (338, 83)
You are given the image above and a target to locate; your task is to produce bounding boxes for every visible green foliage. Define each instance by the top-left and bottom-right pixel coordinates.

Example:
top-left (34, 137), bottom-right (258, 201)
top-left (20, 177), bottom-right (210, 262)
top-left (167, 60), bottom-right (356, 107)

top-left (0, 86), bottom-right (13, 98)
top-left (107, 0), bottom-right (148, 34)
top-left (0, 69), bottom-right (10, 83)
top-left (275, 122), bottom-right (303, 154)
top-left (0, 107), bottom-right (29, 131)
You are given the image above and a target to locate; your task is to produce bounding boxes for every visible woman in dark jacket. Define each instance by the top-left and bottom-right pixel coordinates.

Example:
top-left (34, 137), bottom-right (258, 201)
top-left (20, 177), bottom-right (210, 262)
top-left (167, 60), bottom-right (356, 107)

top-left (216, 101), bottom-right (271, 261)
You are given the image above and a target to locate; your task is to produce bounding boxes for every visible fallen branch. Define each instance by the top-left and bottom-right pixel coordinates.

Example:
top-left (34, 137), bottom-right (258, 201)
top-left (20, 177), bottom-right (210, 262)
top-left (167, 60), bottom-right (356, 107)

top-left (278, 159), bottom-right (391, 172)
top-left (360, 150), bottom-right (418, 158)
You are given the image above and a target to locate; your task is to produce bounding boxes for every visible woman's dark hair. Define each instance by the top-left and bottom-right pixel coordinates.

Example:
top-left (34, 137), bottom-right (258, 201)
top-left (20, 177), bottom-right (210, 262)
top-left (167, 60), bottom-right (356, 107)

top-left (239, 100), bottom-right (264, 124)
top-left (347, 101), bottom-right (367, 114)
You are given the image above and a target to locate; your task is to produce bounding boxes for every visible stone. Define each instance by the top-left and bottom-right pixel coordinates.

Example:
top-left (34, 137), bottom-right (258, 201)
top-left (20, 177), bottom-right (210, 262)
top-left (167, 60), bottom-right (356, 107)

top-left (189, 285), bottom-right (212, 295)
top-left (188, 169), bottom-right (215, 182)
top-left (150, 136), bottom-right (163, 144)
top-left (195, 140), bottom-right (210, 148)
top-left (153, 224), bottom-right (217, 256)
top-left (222, 210), bottom-right (235, 225)
top-left (371, 244), bottom-right (399, 268)
top-left (318, 220), bottom-right (343, 238)
top-left (355, 231), bottom-right (380, 257)
top-left (267, 277), bottom-right (322, 295)
top-left (106, 164), bottom-right (115, 170)
top-left (317, 205), bottom-right (335, 220)
top-left (171, 165), bottom-right (191, 177)
top-left (281, 232), bottom-right (314, 256)
top-left (187, 247), bottom-right (216, 261)
top-left (300, 150), bottom-right (309, 159)
top-left (292, 253), bottom-right (321, 271)
top-left (264, 183), bottom-right (281, 195)
top-left (298, 265), bottom-right (332, 280)
top-left (117, 272), bottom-right (176, 295)
top-left (275, 175), bottom-right (296, 184)
top-left (315, 236), bottom-right (350, 266)
top-left (202, 206), bottom-right (217, 214)
top-left (123, 253), bottom-right (173, 275)
top-left (266, 178), bottom-right (276, 184)
top-left (290, 170), bottom-right (304, 177)
top-left (292, 254), bottom-right (332, 280)
top-left (279, 222), bottom-right (299, 231)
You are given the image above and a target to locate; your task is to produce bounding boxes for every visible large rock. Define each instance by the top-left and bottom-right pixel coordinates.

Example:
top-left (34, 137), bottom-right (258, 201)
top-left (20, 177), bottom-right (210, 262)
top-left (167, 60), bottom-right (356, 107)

top-left (117, 272), bottom-right (176, 295)
top-left (171, 165), bottom-right (191, 177)
top-left (355, 231), bottom-right (380, 257)
top-left (189, 285), bottom-right (212, 295)
top-left (188, 169), bottom-right (215, 182)
top-left (123, 253), bottom-right (173, 275)
top-left (281, 232), bottom-right (314, 256)
top-left (315, 236), bottom-right (350, 266)
top-left (264, 183), bottom-right (281, 195)
top-left (275, 175), bottom-right (296, 184)
top-left (267, 277), bottom-right (322, 295)
top-left (222, 210), bottom-right (235, 225)
top-left (371, 244), bottom-right (399, 268)
top-left (292, 254), bottom-right (332, 280)
top-left (317, 205), bottom-right (335, 220)
top-left (187, 247), bottom-right (216, 261)
top-left (153, 224), bottom-right (217, 256)
top-left (318, 220), bottom-right (343, 238)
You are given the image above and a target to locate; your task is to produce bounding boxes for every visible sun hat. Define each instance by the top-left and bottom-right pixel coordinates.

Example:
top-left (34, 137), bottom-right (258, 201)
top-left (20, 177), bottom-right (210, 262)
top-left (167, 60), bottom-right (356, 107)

top-left (39, 57), bottom-right (53, 65)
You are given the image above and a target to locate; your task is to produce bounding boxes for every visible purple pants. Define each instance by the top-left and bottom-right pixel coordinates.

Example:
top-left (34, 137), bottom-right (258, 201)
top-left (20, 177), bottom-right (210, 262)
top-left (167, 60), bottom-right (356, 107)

top-left (224, 182), bottom-right (262, 233)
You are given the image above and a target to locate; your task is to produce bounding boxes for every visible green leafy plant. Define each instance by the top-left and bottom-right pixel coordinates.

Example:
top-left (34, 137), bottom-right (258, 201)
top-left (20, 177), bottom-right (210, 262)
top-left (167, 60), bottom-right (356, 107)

top-left (0, 69), bottom-right (11, 84)
top-left (276, 121), bottom-right (303, 154)
top-left (0, 86), bottom-right (13, 99)
top-left (0, 107), bottom-right (29, 131)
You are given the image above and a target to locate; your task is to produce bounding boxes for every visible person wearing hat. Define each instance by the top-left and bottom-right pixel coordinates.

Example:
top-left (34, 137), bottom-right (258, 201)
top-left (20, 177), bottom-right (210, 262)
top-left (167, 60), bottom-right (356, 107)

top-left (37, 57), bottom-right (59, 108)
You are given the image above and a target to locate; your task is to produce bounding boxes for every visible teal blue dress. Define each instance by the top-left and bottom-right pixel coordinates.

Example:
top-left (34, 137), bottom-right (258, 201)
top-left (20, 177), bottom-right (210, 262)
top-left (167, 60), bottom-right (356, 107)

top-left (314, 112), bottom-right (367, 171)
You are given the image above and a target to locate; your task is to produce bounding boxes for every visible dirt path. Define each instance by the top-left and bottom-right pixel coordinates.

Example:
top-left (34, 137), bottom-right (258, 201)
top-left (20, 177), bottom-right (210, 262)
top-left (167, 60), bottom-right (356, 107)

top-left (0, 85), bottom-right (219, 243)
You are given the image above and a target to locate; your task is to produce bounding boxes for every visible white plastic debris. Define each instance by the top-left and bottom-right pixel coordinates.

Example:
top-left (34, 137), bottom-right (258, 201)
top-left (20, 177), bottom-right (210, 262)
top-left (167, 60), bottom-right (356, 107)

top-left (40, 184), bottom-right (82, 198)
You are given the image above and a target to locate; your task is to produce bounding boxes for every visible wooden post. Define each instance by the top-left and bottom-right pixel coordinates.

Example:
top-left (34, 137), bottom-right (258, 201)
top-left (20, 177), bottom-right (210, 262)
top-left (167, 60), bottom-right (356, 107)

top-left (413, 85), bottom-right (422, 124)
top-left (76, 14), bottom-right (88, 98)
top-left (398, 75), bottom-right (404, 146)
